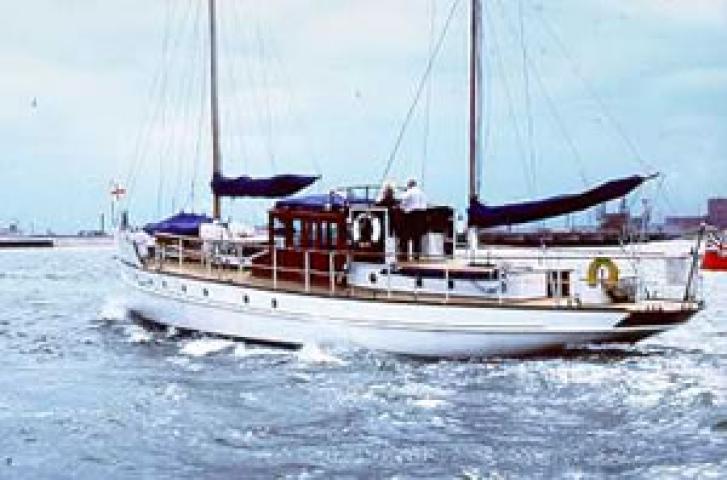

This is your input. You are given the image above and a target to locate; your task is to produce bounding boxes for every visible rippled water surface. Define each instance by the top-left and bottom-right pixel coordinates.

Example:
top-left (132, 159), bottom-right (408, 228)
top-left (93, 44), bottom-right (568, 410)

top-left (1, 247), bottom-right (726, 479)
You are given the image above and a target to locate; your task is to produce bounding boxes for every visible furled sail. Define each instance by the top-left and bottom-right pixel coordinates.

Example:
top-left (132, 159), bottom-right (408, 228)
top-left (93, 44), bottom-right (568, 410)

top-left (211, 173), bottom-right (320, 198)
top-left (468, 175), bottom-right (649, 228)
top-left (144, 212), bottom-right (212, 236)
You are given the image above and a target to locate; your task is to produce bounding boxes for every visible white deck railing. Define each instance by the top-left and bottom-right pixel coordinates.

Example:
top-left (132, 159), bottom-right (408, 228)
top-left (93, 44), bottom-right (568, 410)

top-left (146, 233), bottom-right (701, 305)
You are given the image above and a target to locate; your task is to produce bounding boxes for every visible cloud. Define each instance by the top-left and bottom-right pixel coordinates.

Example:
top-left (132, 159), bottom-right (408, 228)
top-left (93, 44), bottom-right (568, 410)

top-left (0, 0), bottom-right (725, 230)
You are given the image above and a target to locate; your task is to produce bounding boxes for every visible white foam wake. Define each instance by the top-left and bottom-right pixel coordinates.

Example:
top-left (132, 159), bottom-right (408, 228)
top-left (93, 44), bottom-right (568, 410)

top-left (99, 296), bottom-right (128, 322)
top-left (232, 344), bottom-right (291, 358)
top-left (180, 338), bottom-right (235, 357)
top-left (295, 344), bottom-right (347, 366)
top-left (125, 324), bottom-right (154, 344)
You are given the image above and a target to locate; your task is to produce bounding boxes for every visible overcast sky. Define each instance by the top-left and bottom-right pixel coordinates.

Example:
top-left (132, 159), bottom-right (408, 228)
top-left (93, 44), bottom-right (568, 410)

top-left (1, 0), bottom-right (726, 233)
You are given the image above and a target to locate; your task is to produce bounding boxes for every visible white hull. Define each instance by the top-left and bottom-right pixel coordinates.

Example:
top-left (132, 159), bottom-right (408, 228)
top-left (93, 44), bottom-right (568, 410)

top-left (119, 261), bottom-right (684, 357)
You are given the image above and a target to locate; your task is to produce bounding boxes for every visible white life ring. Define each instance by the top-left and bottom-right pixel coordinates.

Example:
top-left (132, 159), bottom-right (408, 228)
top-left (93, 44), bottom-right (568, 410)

top-left (352, 213), bottom-right (382, 245)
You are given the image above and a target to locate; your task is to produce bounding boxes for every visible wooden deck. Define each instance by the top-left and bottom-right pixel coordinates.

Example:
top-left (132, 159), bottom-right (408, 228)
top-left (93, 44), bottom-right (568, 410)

top-left (142, 258), bottom-right (653, 312)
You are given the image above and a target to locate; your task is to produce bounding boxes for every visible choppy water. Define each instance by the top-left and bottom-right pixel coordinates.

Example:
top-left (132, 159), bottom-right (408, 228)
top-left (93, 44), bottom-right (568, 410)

top-left (1, 247), bottom-right (726, 479)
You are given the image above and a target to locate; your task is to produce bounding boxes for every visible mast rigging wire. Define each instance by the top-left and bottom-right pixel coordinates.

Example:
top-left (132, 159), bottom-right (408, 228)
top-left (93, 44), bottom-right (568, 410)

top-left (171, 0), bottom-right (205, 212)
top-left (420, 0), bottom-right (437, 187)
top-left (517, 0), bottom-right (537, 195)
top-left (482, 0), bottom-right (532, 195)
top-left (491, 0), bottom-right (590, 188)
top-left (256, 26), bottom-right (277, 174)
top-left (261, 7), bottom-right (324, 178)
top-left (530, 4), bottom-right (677, 213)
top-left (125, 0), bottom-right (181, 212)
top-left (220, 0), bottom-right (253, 177)
top-left (379, 0), bottom-right (461, 185)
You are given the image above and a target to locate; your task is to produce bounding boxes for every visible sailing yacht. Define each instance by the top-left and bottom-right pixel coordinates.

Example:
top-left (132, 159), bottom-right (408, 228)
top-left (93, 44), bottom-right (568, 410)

top-left (116, 0), bottom-right (703, 357)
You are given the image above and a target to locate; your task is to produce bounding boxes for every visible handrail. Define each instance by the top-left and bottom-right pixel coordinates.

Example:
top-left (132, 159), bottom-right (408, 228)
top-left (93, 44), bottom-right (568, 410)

top-left (147, 234), bottom-right (698, 304)
top-left (159, 240), bottom-right (694, 271)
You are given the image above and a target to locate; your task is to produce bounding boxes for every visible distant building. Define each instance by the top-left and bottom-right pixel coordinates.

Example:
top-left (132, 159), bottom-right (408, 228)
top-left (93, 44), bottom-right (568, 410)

top-left (708, 198), bottom-right (727, 229)
top-left (599, 212), bottom-right (630, 233)
top-left (0, 222), bottom-right (21, 236)
top-left (664, 216), bottom-right (706, 235)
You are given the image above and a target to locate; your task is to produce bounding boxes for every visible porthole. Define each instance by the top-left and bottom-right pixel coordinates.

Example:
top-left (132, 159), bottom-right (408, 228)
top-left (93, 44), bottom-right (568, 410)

top-left (271, 298), bottom-right (278, 309)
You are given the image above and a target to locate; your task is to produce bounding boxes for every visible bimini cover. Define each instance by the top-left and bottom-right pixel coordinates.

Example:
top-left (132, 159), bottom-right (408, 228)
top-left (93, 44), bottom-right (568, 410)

top-left (275, 193), bottom-right (349, 211)
top-left (211, 173), bottom-right (320, 198)
top-left (275, 191), bottom-right (376, 211)
top-left (143, 212), bottom-right (212, 236)
top-left (468, 175), bottom-right (648, 228)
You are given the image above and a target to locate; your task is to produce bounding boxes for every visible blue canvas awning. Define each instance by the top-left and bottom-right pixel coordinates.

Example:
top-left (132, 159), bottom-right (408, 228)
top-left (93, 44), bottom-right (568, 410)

top-left (468, 175), bottom-right (648, 228)
top-left (211, 174), bottom-right (319, 198)
top-left (275, 193), bottom-right (350, 211)
top-left (143, 212), bottom-right (212, 236)
top-left (275, 191), bottom-right (376, 211)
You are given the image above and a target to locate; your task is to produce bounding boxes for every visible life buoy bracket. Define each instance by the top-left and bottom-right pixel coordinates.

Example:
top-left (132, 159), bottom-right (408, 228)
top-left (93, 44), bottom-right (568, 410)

top-left (352, 212), bottom-right (382, 247)
top-left (587, 257), bottom-right (619, 287)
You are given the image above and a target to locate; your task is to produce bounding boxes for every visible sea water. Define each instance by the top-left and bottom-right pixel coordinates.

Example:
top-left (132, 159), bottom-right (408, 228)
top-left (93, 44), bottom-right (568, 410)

top-left (1, 247), bottom-right (726, 479)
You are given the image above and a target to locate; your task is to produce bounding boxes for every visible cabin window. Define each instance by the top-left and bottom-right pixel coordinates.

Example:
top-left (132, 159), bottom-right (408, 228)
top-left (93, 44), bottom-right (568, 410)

top-left (330, 223), bottom-right (338, 249)
top-left (448, 279), bottom-right (455, 290)
top-left (243, 294), bottom-right (249, 304)
top-left (319, 222), bottom-right (328, 248)
top-left (274, 217), bottom-right (292, 248)
top-left (271, 298), bottom-right (278, 309)
top-left (369, 273), bottom-right (377, 284)
top-left (203, 288), bottom-right (209, 297)
top-left (483, 269), bottom-right (500, 281)
top-left (416, 276), bottom-right (423, 288)
top-left (309, 221), bottom-right (317, 248)
top-left (316, 222), bottom-right (325, 248)
top-left (181, 285), bottom-right (187, 293)
top-left (292, 220), bottom-right (302, 248)
top-left (161, 281), bottom-right (167, 289)
top-left (547, 271), bottom-right (571, 298)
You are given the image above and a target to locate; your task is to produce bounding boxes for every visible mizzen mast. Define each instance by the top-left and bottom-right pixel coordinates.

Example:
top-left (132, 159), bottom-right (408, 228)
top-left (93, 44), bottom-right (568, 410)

top-left (468, 0), bottom-right (482, 203)
top-left (209, 0), bottom-right (222, 219)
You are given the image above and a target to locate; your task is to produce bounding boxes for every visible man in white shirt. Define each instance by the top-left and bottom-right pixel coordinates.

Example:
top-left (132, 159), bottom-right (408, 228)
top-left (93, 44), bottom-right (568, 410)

top-left (400, 179), bottom-right (428, 260)
top-left (400, 179), bottom-right (427, 213)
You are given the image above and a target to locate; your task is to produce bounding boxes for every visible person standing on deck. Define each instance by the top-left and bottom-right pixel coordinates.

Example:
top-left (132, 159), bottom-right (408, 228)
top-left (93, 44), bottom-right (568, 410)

top-left (400, 178), bottom-right (428, 260)
top-left (376, 181), bottom-right (399, 237)
top-left (376, 181), bottom-right (398, 209)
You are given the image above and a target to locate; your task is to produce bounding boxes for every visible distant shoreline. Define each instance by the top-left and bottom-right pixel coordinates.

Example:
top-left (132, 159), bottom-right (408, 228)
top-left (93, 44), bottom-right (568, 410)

top-left (0, 235), bottom-right (114, 249)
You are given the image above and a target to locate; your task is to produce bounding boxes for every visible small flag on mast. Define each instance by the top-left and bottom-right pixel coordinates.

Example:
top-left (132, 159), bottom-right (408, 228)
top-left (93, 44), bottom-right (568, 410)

top-left (110, 183), bottom-right (126, 201)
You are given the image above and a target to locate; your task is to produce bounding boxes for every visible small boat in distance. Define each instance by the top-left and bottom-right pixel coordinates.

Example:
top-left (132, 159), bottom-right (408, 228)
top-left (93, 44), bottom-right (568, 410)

top-left (116, 1), bottom-right (703, 358)
top-left (702, 230), bottom-right (727, 271)
top-left (0, 222), bottom-right (54, 248)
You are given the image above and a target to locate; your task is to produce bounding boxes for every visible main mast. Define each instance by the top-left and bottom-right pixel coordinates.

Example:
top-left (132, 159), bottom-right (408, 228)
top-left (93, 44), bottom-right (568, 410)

top-left (209, 0), bottom-right (222, 219)
top-left (469, 0), bottom-right (482, 203)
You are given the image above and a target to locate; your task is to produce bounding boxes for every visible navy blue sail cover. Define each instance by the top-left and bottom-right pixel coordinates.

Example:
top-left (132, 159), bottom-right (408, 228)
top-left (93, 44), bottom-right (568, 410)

top-left (468, 175), bottom-right (647, 228)
top-left (211, 173), bottom-right (320, 198)
top-left (275, 193), bottom-right (348, 211)
top-left (143, 212), bottom-right (212, 236)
